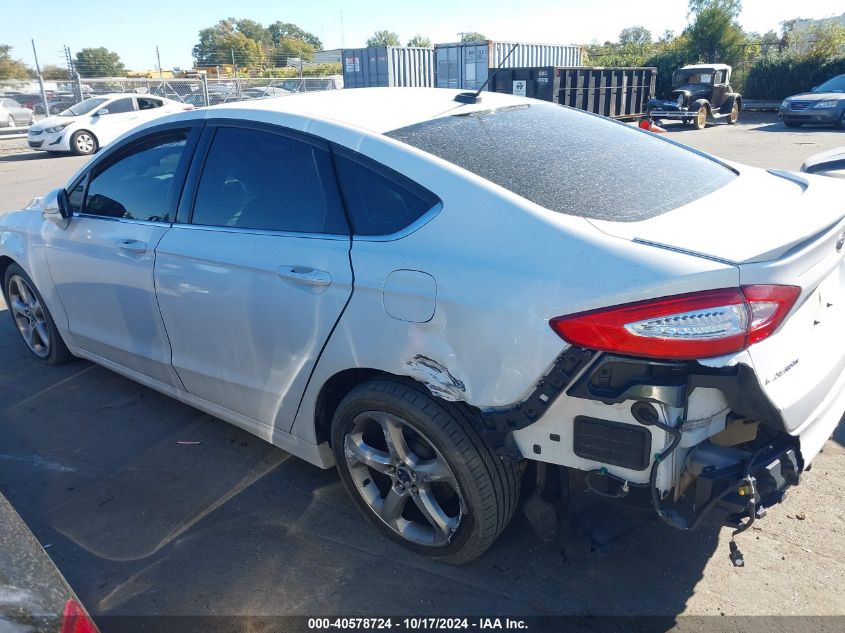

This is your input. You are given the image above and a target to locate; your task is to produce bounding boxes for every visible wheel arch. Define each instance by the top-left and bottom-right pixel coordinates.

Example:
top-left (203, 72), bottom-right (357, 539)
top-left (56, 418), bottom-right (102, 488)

top-left (0, 255), bottom-right (16, 288)
top-left (313, 368), bottom-right (391, 447)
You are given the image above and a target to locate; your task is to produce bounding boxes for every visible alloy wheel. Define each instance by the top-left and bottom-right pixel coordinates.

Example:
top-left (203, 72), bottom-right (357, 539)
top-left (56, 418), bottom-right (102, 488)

top-left (7, 275), bottom-right (50, 358)
top-left (343, 410), bottom-right (465, 546)
top-left (7, 115), bottom-right (14, 128)
top-left (75, 133), bottom-right (94, 154)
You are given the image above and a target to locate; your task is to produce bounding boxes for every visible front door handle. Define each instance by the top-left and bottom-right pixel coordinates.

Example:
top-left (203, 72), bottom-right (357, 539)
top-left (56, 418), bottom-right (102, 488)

top-left (116, 238), bottom-right (147, 255)
top-left (275, 265), bottom-right (332, 287)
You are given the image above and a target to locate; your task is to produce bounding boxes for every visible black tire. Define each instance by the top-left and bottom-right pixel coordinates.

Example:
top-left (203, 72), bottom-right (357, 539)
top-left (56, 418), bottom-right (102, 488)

top-left (837, 111), bottom-right (845, 130)
top-left (331, 378), bottom-right (521, 564)
top-left (70, 130), bottom-right (98, 155)
top-left (3, 263), bottom-right (73, 365)
top-left (784, 120), bottom-right (803, 128)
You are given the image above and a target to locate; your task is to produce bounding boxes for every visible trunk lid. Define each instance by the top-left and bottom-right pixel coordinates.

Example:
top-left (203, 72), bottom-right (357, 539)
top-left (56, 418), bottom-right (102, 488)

top-left (588, 166), bottom-right (845, 264)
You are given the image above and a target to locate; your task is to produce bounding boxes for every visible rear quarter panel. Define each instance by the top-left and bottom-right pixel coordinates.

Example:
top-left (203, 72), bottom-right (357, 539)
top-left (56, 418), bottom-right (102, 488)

top-left (290, 132), bottom-right (740, 445)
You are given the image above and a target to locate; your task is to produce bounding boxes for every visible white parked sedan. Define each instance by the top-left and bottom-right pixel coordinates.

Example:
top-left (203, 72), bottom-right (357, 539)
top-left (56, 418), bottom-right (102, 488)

top-left (3, 88), bottom-right (845, 564)
top-left (26, 94), bottom-right (192, 155)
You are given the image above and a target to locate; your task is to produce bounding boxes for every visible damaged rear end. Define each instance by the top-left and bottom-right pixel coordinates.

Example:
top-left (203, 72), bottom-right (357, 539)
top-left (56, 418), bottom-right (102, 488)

top-left (507, 168), bottom-right (845, 556)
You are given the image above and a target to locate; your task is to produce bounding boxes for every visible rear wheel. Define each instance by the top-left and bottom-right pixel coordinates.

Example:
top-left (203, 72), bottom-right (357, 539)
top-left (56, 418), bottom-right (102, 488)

top-left (727, 101), bottom-right (739, 124)
top-left (6, 114), bottom-right (14, 128)
top-left (693, 107), bottom-right (708, 130)
top-left (3, 264), bottom-right (72, 365)
top-left (70, 130), bottom-right (97, 155)
top-left (332, 378), bottom-right (521, 564)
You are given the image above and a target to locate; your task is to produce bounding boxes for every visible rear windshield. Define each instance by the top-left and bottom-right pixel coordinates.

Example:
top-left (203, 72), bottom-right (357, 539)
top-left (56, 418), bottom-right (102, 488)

top-left (385, 102), bottom-right (736, 222)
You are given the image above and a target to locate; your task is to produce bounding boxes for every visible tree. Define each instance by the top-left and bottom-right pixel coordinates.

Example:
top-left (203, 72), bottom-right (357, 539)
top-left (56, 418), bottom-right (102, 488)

top-left (74, 47), bottom-right (125, 77)
top-left (0, 45), bottom-right (31, 80)
top-left (267, 21), bottom-right (322, 50)
top-left (800, 21), bottom-right (845, 61)
top-left (41, 64), bottom-right (69, 80)
top-left (688, 0), bottom-right (741, 19)
top-left (685, 4), bottom-right (746, 63)
top-left (407, 35), bottom-right (432, 48)
top-left (460, 32), bottom-right (487, 43)
top-left (366, 30), bottom-right (400, 47)
top-left (619, 26), bottom-right (652, 47)
top-left (192, 18), bottom-right (320, 69)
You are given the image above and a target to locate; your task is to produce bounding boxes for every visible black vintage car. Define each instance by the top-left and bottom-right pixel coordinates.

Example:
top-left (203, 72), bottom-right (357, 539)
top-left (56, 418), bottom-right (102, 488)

top-left (645, 64), bottom-right (742, 130)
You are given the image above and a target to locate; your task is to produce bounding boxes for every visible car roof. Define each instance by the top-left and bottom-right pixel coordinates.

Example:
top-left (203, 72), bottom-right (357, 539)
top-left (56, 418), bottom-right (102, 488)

top-left (679, 64), bottom-right (731, 71)
top-left (200, 87), bottom-right (535, 134)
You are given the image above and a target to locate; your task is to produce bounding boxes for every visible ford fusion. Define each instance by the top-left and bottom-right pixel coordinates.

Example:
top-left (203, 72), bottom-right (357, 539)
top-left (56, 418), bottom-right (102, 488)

top-left (2, 88), bottom-right (844, 564)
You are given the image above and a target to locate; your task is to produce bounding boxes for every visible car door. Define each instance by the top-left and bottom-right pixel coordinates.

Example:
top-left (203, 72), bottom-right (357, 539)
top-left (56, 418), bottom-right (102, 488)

top-left (43, 125), bottom-right (200, 387)
top-left (154, 122), bottom-right (353, 428)
top-left (89, 97), bottom-right (139, 146)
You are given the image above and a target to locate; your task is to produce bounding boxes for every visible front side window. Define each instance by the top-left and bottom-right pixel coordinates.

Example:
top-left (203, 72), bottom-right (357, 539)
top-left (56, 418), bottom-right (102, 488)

top-left (83, 130), bottom-right (188, 222)
top-left (191, 126), bottom-right (348, 235)
top-left (333, 154), bottom-right (439, 236)
top-left (103, 98), bottom-right (135, 114)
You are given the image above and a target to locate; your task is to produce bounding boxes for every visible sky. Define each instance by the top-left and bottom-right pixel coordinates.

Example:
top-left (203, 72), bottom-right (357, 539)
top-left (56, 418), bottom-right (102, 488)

top-left (3, 0), bottom-right (844, 71)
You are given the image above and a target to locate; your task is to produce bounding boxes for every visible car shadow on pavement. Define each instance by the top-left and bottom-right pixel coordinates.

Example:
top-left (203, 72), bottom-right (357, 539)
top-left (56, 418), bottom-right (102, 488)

top-left (749, 122), bottom-right (845, 133)
top-left (0, 152), bottom-right (67, 162)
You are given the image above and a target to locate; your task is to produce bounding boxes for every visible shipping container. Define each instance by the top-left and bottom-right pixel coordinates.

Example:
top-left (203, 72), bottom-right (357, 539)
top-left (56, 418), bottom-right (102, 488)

top-left (342, 47), bottom-right (435, 88)
top-left (487, 66), bottom-right (658, 119)
top-left (434, 41), bottom-right (582, 90)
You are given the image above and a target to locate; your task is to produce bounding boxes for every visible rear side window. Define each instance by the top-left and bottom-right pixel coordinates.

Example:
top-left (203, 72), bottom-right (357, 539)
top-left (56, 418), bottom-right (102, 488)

top-left (83, 130), bottom-right (188, 221)
top-left (137, 98), bottom-right (163, 110)
top-left (191, 127), bottom-right (348, 235)
top-left (386, 102), bottom-right (736, 222)
top-left (333, 154), bottom-right (439, 236)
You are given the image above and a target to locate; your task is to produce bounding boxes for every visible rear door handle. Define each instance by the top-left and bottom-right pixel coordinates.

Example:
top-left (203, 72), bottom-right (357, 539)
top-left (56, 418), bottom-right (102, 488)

top-left (116, 239), bottom-right (147, 254)
top-left (275, 265), bottom-right (332, 287)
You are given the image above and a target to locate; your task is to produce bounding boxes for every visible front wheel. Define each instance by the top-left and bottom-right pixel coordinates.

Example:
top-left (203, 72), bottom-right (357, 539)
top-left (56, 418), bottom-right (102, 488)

top-left (694, 107), bottom-right (708, 130)
top-left (70, 130), bottom-right (98, 155)
top-left (3, 264), bottom-right (72, 365)
top-left (837, 111), bottom-right (845, 130)
top-left (6, 114), bottom-right (14, 128)
top-left (332, 378), bottom-right (521, 564)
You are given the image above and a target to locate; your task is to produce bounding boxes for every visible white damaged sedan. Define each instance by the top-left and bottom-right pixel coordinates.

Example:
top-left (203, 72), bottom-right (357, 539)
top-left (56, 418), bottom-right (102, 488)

top-left (2, 88), bottom-right (845, 564)
top-left (27, 94), bottom-right (192, 155)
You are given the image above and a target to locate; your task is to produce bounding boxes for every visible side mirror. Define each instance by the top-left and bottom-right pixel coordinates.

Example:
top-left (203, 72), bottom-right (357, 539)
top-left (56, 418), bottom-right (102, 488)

top-left (41, 188), bottom-right (73, 222)
top-left (801, 148), bottom-right (845, 179)
top-left (95, 108), bottom-right (109, 116)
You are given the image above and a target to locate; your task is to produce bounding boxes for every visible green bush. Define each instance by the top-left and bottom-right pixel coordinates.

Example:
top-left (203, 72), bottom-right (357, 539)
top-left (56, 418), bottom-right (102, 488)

top-left (744, 55), bottom-right (845, 100)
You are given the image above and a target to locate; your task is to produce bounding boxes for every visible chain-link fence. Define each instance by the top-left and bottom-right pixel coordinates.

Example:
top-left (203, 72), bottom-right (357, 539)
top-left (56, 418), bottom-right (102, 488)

top-left (0, 74), bottom-right (343, 128)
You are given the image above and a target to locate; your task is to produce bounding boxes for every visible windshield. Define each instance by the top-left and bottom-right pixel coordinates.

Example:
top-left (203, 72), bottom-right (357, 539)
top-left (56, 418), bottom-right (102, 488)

top-left (813, 75), bottom-right (845, 93)
top-left (672, 70), bottom-right (714, 87)
top-left (386, 102), bottom-right (736, 222)
top-left (60, 97), bottom-right (109, 116)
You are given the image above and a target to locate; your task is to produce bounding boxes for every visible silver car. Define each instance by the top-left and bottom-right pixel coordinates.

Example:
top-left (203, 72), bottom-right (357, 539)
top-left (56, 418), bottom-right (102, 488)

top-left (2, 88), bottom-right (845, 564)
top-left (0, 97), bottom-right (34, 128)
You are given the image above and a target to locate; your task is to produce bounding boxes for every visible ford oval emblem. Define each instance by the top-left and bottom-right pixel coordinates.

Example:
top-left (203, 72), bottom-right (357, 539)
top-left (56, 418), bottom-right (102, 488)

top-left (837, 232), bottom-right (845, 253)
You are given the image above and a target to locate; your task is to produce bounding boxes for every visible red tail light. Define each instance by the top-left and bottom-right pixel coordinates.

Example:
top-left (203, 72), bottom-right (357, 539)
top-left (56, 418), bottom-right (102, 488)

top-left (60, 599), bottom-right (98, 633)
top-left (549, 285), bottom-right (800, 360)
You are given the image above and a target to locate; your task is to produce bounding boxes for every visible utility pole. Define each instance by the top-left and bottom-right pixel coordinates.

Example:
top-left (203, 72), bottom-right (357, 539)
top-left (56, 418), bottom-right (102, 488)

top-left (156, 45), bottom-right (163, 79)
top-left (231, 49), bottom-right (236, 77)
top-left (340, 11), bottom-right (345, 48)
top-left (31, 39), bottom-right (49, 121)
top-left (64, 45), bottom-right (75, 79)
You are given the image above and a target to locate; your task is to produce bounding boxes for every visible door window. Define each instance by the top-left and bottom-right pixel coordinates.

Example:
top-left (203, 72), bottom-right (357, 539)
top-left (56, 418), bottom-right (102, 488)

top-left (83, 130), bottom-right (189, 222)
top-left (191, 126), bottom-right (348, 235)
top-left (333, 153), bottom-right (439, 236)
top-left (103, 98), bottom-right (134, 114)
